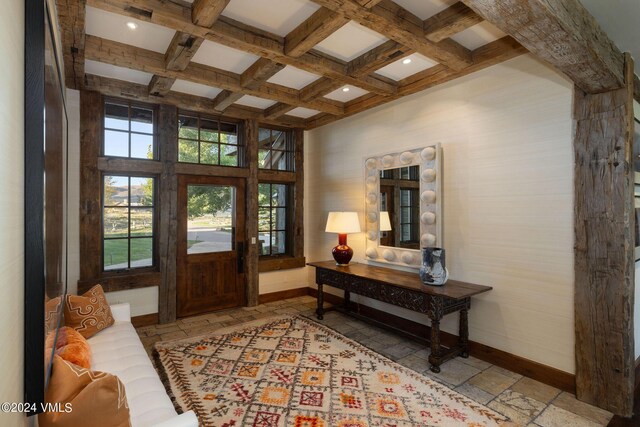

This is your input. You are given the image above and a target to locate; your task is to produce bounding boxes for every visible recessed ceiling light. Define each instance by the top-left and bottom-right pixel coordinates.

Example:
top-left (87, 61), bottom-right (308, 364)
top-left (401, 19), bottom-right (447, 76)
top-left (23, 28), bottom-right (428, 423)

top-left (342, 87), bottom-right (350, 92)
top-left (126, 22), bottom-right (138, 30)
top-left (402, 58), bottom-right (412, 65)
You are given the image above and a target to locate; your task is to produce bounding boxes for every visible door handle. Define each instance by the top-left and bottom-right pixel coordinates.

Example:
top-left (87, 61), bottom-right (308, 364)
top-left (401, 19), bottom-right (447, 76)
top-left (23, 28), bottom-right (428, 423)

top-left (237, 241), bottom-right (244, 273)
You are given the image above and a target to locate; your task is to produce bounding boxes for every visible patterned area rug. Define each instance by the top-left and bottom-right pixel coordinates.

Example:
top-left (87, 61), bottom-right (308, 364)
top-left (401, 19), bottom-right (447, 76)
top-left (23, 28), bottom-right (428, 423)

top-left (153, 315), bottom-right (509, 426)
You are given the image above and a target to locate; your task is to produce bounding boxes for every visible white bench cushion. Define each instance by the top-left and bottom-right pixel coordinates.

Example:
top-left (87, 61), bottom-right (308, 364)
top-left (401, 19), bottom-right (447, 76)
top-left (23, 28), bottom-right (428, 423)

top-left (86, 305), bottom-right (197, 427)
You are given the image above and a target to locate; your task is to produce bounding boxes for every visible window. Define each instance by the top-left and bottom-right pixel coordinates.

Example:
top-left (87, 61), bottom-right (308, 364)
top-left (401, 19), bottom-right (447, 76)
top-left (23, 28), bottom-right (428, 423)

top-left (399, 188), bottom-right (420, 245)
top-left (178, 114), bottom-right (240, 166)
top-left (104, 101), bottom-right (155, 159)
top-left (259, 127), bottom-right (295, 171)
top-left (258, 183), bottom-right (290, 256)
top-left (103, 175), bottom-right (155, 271)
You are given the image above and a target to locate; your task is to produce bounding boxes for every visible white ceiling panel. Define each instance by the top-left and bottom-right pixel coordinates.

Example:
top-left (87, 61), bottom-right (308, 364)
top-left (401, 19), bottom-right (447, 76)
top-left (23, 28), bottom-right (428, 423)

top-left (375, 54), bottom-right (439, 81)
top-left (191, 40), bottom-right (260, 74)
top-left (85, 60), bottom-right (153, 85)
top-left (314, 21), bottom-right (388, 62)
top-left (85, 6), bottom-right (175, 53)
top-left (267, 66), bottom-right (321, 89)
top-left (287, 107), bottom-right (321, 118)
top-left (170, 80), bottom-right (223, 99)
top-left (235, 95), bottom-right (276, 109)
top-left (450, 21), bottom-right (507, 50)
top-left (324, 85), bottom-right (369, 102)
top-left (392, 0), bottom-right (457, 20)
top-left (222, 0), bottom-right (321, 37)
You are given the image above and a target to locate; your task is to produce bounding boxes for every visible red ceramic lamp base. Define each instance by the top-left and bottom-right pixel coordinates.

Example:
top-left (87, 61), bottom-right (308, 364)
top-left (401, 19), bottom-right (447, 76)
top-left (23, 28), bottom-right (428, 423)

top-left (332, 233), bottom-right (353, 266)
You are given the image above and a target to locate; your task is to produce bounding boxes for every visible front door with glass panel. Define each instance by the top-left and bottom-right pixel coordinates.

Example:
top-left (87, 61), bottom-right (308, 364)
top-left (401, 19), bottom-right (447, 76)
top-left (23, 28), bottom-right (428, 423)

top-left (177, 175), bottom-right (246, 317)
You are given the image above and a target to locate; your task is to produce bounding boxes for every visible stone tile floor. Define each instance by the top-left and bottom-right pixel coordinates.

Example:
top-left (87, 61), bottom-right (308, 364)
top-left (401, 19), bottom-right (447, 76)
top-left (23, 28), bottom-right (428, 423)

top-left (136, 295), bottom-right (613, 427)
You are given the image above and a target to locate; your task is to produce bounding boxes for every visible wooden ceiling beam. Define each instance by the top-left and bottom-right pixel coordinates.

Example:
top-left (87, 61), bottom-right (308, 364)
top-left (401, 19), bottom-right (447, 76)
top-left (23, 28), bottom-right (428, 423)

top-left (284, 0), bottom-right (384, 57)
top-left (347, 40), bottom-right (412, 77)
top-left (164, 32), bottom-right (204, 71)
top-left (285, 8), bottom-right (348, 57)
top-left (461, 0), bottom-right (625, 93)
top-left (305, 36), bottom-right (526, 129)
top-left (191, 0), bottom-right (230, 28)
top-left (84, 74), bottom-right (307, 128)
top-left (310, 0), bottom-right (472, 70)
top-left (148, 75), bottom-right (175, 96)
top-left (264, 103), bottom-right (296, 120)
top-left (148, 0), bottom-right (229, 96)
top-left (213, 58), bottom-right (285, 112)
top-left (56, 0), bottom-right (86, 89)
top-left (212, 90), bottom-right (244, 112)
top-left (87, 0), bottom-right (397, 95)
top-left (423, 2), bottom-right (483, 43)
top-left (84, 35), bottom-right (344, 115)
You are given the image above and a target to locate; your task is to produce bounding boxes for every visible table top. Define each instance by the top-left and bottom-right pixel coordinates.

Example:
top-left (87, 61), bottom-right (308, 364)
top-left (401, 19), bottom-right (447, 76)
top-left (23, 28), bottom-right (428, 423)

top-left (308, 261), bottom-right (492, 300)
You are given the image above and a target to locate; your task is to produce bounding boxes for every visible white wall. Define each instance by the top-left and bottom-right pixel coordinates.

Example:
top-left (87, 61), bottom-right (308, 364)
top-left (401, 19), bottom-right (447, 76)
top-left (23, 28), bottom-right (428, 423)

top-left (305, 54), bottom-right (577, 374)
top-left (0, 0), bottom-right (27, 425)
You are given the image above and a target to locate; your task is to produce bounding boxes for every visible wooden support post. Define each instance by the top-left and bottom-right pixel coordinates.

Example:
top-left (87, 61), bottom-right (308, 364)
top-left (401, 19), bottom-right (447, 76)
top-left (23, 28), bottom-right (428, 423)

top-left (79, 90), bottom-right (102, 281)
top-left (293, 128), bottom-right (305, 261)
top-left (244, 120), bottom-right (259, 306)
top-left (158, 104), bottom-right (178, 323)
top-left (574, 53), bottom-right (636, 417)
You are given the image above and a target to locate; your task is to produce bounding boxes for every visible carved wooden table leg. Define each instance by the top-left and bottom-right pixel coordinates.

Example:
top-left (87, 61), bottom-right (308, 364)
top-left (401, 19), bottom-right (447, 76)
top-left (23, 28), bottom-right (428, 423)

top-left (459, 307), bottom-right (469, 358)
top-left (344, 290), bottom-right (350, 312)
top-left (316, 283), bottom-right (324, 320)
top-left (428, 318), bottom-right (442, 373)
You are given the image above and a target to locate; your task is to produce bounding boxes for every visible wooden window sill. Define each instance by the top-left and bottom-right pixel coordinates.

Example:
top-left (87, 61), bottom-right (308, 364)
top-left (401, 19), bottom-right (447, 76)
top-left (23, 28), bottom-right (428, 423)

top-left (258, 256), bottom-right (306, 273)
top-left (77, 271), bottom-right (160, 293)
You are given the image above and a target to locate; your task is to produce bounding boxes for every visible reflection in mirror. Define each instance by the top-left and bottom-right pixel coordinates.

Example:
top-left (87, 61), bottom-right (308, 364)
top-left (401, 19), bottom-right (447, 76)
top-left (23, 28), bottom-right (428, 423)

top-left (379, 166), bottom-right (420, 249)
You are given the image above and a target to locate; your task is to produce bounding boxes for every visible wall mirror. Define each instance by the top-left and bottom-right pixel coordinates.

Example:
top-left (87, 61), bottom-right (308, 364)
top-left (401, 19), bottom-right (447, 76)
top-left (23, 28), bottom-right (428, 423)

top-left (364, 144), bottom-right (442, 268)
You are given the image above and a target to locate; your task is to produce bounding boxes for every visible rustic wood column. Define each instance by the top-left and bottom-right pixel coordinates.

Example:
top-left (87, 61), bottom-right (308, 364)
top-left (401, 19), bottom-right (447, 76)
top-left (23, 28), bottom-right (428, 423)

top-left (244, 120), bottom-right (259, 306)
top-left (293, 128), bottom-right (305, 260)
top-left (574, 53), bottom-right (636, 417)
top-left (158, 104), bottom-right (178, 323)
top-left (79, 90), bottom-right (103, 281)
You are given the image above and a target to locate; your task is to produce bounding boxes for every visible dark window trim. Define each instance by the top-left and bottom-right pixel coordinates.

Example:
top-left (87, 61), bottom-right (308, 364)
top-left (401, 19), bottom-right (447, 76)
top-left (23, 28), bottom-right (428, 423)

top-left (103, 98), bottom-right (158, 160)
top-left (177, 110), bottom-right (243, 168)
top-left (258, 126), bottom-right (295, 172)
top-left (101, 173), bottom-right (158, 275)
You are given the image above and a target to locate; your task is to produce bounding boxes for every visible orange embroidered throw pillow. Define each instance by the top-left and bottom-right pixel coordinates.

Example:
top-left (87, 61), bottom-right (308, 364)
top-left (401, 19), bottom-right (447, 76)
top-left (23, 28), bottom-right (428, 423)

top-left (46, 327), bottom-right (92, 369)
top-left (39, 356), bottom-right (131, 427)
top-left (64, 284), bottom-right (114, 339)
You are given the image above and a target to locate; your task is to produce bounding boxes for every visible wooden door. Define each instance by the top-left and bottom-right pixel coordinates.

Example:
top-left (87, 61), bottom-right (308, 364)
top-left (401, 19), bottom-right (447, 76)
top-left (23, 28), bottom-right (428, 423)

top-left (177, 175), bottom-right (246, 317)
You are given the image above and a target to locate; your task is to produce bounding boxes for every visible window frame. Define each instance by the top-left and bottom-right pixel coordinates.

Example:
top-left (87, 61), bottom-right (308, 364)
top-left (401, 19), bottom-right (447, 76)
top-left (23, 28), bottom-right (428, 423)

top-left (101, 173), bottom-right (158, 274)
top-left (258, 126), bottom-right (295, 172)
top-left (258, 182), bottom-right (293, 258)
top-left (177, 111), bottom-right (243, 167)
top-left (103, 98), bottom-right (158, 160)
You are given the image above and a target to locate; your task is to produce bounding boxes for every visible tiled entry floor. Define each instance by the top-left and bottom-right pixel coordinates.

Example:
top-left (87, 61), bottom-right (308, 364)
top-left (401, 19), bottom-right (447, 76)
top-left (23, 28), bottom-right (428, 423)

top-left (136, 296), bottom-right (614, 427)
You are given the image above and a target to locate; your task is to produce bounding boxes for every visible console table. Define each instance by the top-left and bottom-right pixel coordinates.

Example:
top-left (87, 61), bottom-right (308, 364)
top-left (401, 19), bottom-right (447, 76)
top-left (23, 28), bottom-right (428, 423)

top-left (308, 261), bottom-right (493, 373)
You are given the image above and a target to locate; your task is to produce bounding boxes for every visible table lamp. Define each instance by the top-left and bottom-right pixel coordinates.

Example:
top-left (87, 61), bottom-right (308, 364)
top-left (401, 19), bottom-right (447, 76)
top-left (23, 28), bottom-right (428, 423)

top-left (379, 211), bottom-right (392, 232)
top-left (325, 212), bottom-right (361, 265)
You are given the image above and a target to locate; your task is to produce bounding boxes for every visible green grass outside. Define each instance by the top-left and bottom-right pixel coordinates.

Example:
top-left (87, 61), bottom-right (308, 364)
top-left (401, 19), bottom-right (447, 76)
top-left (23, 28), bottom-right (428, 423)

top-left (104, 238), bottom-right (152, 267)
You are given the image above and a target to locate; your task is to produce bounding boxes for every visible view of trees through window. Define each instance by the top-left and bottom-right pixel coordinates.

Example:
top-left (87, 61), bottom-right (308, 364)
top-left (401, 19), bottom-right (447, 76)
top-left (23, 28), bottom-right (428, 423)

top-left (103, 175), bottom-right (155, 270)
top-left (258, 183), bottom-right (289, 256)
top-left (187, 185), bottom-right (235, 254)
top-left (178, 114), bottom-right (240, 166)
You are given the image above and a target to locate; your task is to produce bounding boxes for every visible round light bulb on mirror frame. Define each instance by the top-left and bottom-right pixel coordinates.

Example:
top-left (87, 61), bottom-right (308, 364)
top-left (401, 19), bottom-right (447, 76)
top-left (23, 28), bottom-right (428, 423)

top-left (126, 22), bottom-right (138, 30)
top-left (402, 58), bottom-right (412, 65)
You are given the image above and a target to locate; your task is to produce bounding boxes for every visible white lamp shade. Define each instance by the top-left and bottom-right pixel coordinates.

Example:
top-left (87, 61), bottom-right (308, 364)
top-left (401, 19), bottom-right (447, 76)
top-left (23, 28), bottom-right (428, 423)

top-left (379, 211), bottom-right (392, 231)
top-left (325, 212), bottom-right (361, 234)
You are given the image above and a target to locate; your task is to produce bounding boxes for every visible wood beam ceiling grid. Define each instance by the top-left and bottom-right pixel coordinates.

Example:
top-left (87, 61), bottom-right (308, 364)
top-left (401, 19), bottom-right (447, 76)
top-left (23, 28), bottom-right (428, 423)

top-left (58, 0), bottom-right (527, 128)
